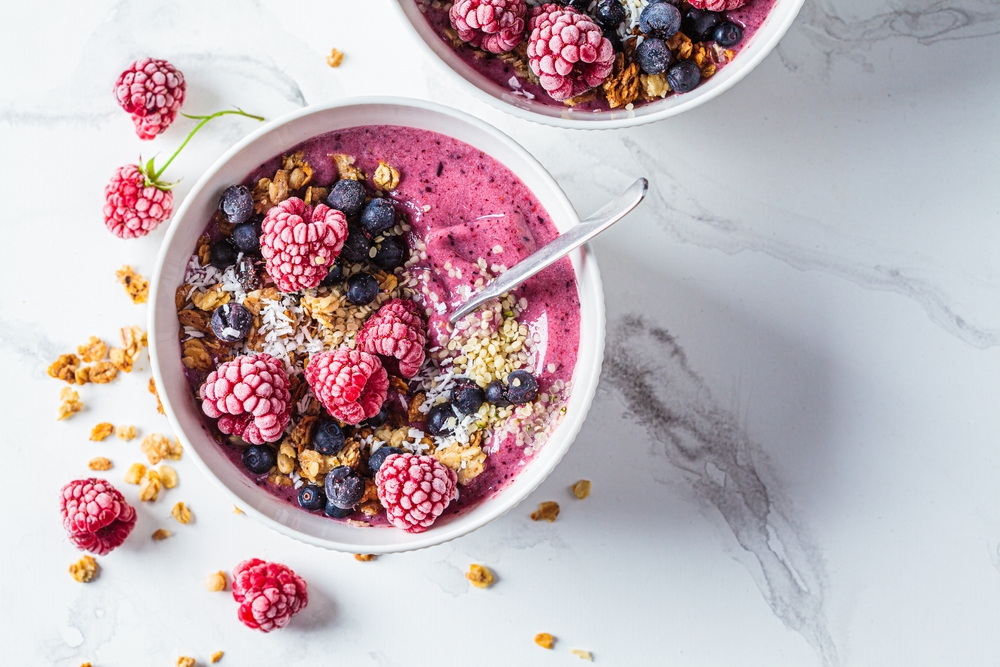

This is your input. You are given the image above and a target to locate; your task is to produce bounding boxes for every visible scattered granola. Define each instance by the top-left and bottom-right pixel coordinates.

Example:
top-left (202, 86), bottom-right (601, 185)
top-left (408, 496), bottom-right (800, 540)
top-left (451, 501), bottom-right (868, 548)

top-left (572, 479), bottom-right (591, 500)
top-left (570, 649), bottom-right (594, 661)
top-left (58, 386), bottom-right (84, 420)
top-left (176, 657), bottom-right (195, 667)
top-left (534, 633), bottom-right (555, 650)
top-left (466, 564), bottom-right (495, 589)
top-left (49, 354), bottom-right (79, 383)
top-left (68, 555), bottom-right (99, 583)
top-left (149, 377), bottom-right (165, 414)
top-left (116, 265), bottom-right (149, 304)
top-left (160, 465), bottom-right (178, 489)
top-left (139, 468), bottom-right (162, 502)
top-left (531, 501), bottom-right (560, 522)
top-left (206, 571), bottom-right (228, 592)
top-left (124, 462), bottom-right (146, 484)
top-left (330, 153), bottom-right (365, 181)
top-left (326, 47), bottom-right (344, 68)
top-left (116, 424), bottom-right (137, 441)
top-left (77, 336), bottom-right (107, 363)
top-left (89, 361), bottom-right (119, 384)
top-left (211, 651), bottom-right (224, 663)
top-left (141, 433), bottom-right (182, 465)
top-left (354, 554), bottom-right (377, 562)
top-left (152, 528), bottom-right (172, 541)
top-left (90, 422), bottom-right (114, 441)
top-left (172, 501), bottom-right (192, 524)
top-left (372, 160), bottom-right (400, 191)
top-left (233, 505), bottom-right (243, 514)
top-left (88, 457), bottom-right (113, 471)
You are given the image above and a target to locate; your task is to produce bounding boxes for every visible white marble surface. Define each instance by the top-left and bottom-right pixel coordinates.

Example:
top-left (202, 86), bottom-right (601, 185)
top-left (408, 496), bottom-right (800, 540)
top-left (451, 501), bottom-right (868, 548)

top-left (2, 0), bottom-right (1000, 664)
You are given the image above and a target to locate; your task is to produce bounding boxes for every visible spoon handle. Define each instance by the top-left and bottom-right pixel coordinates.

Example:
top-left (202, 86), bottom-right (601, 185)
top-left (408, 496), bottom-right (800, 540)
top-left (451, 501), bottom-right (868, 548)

top-left (448, 177), bottom-right (648, 324)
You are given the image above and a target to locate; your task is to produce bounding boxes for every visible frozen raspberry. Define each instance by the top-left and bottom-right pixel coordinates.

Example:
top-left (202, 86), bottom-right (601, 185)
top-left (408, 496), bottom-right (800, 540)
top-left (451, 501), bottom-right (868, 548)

top-left (232, 558), bottom-right (308, 632)
top-left (356, 299), bottom-right (427, 378)
top-left (59, 478), bottom-right (137, 555)
top-left (375, 454), bottom-right (458, 533)
top-left (449, 0), bottom-right (527, 54)
top-left (103, 164), bottom-right (173, 239)
top-left (200, 353), bottom-right (292, 445)
top-left (260, 197), bottom-right (349, 293)
top-left (305, 349), bottom-right (388, 425)
top-left (526, 4), bottom-right (615, 102)
top-left (114, 58), bottom-right (186, 140)
top-left (687, 0), bottom-right (749, 10)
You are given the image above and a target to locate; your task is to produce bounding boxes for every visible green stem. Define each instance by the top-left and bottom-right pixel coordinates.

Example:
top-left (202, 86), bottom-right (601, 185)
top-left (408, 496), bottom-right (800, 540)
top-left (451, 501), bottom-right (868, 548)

top-left (151, 108), bottom-right (265, 182)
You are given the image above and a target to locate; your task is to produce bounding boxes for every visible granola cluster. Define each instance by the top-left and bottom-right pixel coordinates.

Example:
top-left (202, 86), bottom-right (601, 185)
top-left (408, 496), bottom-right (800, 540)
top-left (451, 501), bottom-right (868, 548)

top-left (47, 326), bottom-right (147, 390)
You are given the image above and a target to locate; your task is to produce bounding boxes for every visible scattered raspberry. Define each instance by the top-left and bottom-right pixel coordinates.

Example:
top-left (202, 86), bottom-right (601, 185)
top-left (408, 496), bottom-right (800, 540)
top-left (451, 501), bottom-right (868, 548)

top-left (114, 57), bottom-right (186, 140)
top-left (449, 0), bottom-right (527, 54)
top-left (526, 4), bottom-right (615, 102)
top-left (305, 349), bottom-right (388, 425)
top-left (59, 478), bottom-right (137, 555)
top-left (260, 197), bottom-right (349, 292)
top-left (375, 453), bottom-right (458, 533)
top-left (200, 354), bottom-right (292, 444)
top-left (232, 558), bottom-right (308, 632)
top-left (687, 0), bottom-right (749, 9)
top-left (356, 299), bottom-right (427, 378)
top-left (103, 164), bottom-right (173, 239)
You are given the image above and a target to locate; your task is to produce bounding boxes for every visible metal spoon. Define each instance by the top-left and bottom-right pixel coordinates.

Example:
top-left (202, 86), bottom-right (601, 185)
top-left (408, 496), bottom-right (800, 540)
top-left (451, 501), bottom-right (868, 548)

top-left (448, 177), bottom-right (648, 324)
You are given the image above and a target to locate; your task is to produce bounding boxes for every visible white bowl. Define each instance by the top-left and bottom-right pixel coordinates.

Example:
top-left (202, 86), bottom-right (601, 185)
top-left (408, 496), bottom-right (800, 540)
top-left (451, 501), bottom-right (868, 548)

top-left (391, 0), bottom-right (805, 129)
top-left (149, 97), bottom-right (605, 553)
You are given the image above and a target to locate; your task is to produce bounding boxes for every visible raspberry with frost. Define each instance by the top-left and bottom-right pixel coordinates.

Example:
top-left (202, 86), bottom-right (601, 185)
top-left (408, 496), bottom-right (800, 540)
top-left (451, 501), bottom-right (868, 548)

top-left (200, 353), bottom-right (292, 445)
top-left (687, 0), bottom-right (749, 10)
top-left (114, 57), bottom-right (186, 140)
top-left (259, 197), bottom-right (349, 293)
top-left (526, 4), bottom-right (615, 102)
top-left (59, 478), bottom-right (137, 555)
top-left (304, 349), bottom-right (388, 425)
top-left (449, 0), bottom-right (527, 54)
top-left (232, 558), bottom-right (308, 632)
top-left (356, 298), bottom-right (427, 378)
top-left (375, 453), bottom-right (458, 533)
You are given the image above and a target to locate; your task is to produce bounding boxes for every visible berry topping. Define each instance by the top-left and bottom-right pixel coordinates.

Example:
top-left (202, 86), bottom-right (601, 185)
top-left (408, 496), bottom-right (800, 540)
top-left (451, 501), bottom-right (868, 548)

top-left (356, 298), bottom-right (427, 378)
top-left (449, 0), bottom-right (527, 54)
top-left (211, 302), bottom-right (253, 342)
top-left (559, 0), bottom-right (590, 10)
top-left (232, 222), bottom-right (260, 254)
top-left (526, 4), bottom-right (616, 102)
top-left (242, 444), bottom-right (277, 474)
top-left (259, 197), bottom-right (349, 293)
top-left (113, 57), bottom-right (186, 140)
top-left (666, 59), bottom-right (702, 93)
top-left (103, 164), bottom-right (173, 239)
top-left (320, 258), bottom-right (344, 286)
top-left (346, 273), bottom-right (380, 306)
top-left (485, 379), bottom-right (511, 406)
top-left (687, 0), bottom-right (749, 10)
top-left (236, 256), bottom-right (260, 292)
top-left (210, 239), bottom-right (238, 269)
top-left (59, 478), bottom-right (137, 555)
top-left (340, 226), bottom-right (372, 263)
top-left (326, 178), bottom-right (368, 217)
top-left (451, 378), bottom-right (485, 415)
top-left (506, 369), bottom-right (539, 403)
top-left (713, 21), bottom-right (744, 46)
top-left (364, 404), bottom-right (390, 427)
top-left (232, 558), bottom-right (308, 632)
top-left (367, 445), bottom-right (404, 475)
top-left (324, 466), bottom-right (365, 509)
top-left (297, 484), bottom-right (326, 511)
top-left (304, 349), bottom-right (388, 425)
top-left (200, 354), bottom-right (292, 444)
top-left (427, 402), bottom-right (457, 436)
top-left (324, 502), bottom-right (353, 518)
top-left (635, 37), bottom-right (672, 74)
top-left (219, 184), bottom-right (254, 225)
top-left (359, 198), bottom-right (396, 238)
top-left (312, 419), bottom-right (346, 455)
top-left (372, 236), bottom-right (406, 271)
top-left (639, 1), bottom-right (681, 38)
top-left (375, 453), bottom-right (459, 533)
top-left (683, 8), bottom-right (722, 41)
top-left (594, 0), bottom-right (626, 28)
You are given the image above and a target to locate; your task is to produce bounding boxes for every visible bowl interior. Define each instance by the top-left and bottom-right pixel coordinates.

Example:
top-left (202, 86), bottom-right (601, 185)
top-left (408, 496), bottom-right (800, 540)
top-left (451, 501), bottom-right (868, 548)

top-left (392, 0), bottom-right (805, 129)
top-left (150, 98), bottom-right (605, 553)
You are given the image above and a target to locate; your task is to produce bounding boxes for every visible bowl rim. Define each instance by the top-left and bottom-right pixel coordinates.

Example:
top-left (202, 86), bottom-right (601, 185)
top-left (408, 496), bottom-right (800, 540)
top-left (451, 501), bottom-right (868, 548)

top-left (389, 0), bottom-right (806, 130)
top-left (149, 96), bottom-right (606, 553)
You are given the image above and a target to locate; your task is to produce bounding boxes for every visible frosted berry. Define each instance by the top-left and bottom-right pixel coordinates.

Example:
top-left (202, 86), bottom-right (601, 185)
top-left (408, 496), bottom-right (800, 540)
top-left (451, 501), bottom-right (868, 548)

top-left (320, 258), bottom-right (344, 286)
top-left (236, 256), bottom-right (260, 292)
top-left (298, 484), bottom-right (326, 511)
top-left (713, 21), bottom-right (744, 46)
top-left (325, 502), bottom-right (353, 518)
top-left (200, 354), bottom-right (292, 445)
top-left (312, 419), bottom-right (346, 455)
top-left (340, 226), bottom-right (372, 263)
top-left (346, 273), bottom-right (379, 306)
top-left (687, 0), bottom-right (748, 11)
top-left (359, 198), bottom-right (396, 238)
top-left (114, 57), bottom-right (186, 140)
top-left (211, 302), bottom-right (253, 342)
top-left (210, 239), bottom-right (238, 269)
top-left (232, 223), bottom-right (260, 254)
top-left (367, 445), bottom-right (404, 475)
top-left (451, 378), bottom-right (485, 415)
top-left (639, 1), bottom-right (681, 38)
top-left (59, 478), bottom-right (137, 555)
top-left (506, 369), bottom-right (539, 403)
top-left (527, 4), bottom-right (615, 102)
top-left (683, 8), bottom-right (723, 41)
top-left (325, 466), bottom-right (365, 509)
top-left (667, 59), bottom-right (702, 93)
top-left (485, 379), bottom-right (511, 406)
top-left (375, 454), bottom-right (459, 533)
top-left (259, 197), bottom-right (349, 293)
top-left (449, 0), bottom-right (527, 54)
top-left (326, 179), bottom-right (368, 217)
top-left (219, 184), bottom-right (254, 225)
top-left (373, 236), bottom-right (406, 271)
top-left (364, 403), bottom-right (389, 427)
top-left (427, 402), bottom-right (457, 436)
top-left (103, 164), bottom-right (173, 239)
top-left (636, 37), bottom-right (672, 74)
top-left (243, 445), bottom-right (277, 474)
top-left (356, 298), bottom-right (426, 378)
top-left (232, 558), bottom-right (308, 632)
top-left (305, 349), bottom-right (388, 425)
top-left (595, 0), bottom-right (626, 28)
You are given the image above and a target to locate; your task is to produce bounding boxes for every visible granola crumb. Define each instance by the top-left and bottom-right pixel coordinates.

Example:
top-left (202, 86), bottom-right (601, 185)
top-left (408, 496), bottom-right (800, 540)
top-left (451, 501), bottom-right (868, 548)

top-left (68, 555), bottom-right (98, 583)
top-left (466, 564), bottom-right (495, 589)
top-left (48, 353), bottom-right (79, 383)
top-left (210, 651), bottom-right (224, 663)
top-left (152, 528), bottom-right (172, 541)
top-left (160, 465), bottom-right (178, 489)
top-left (326, 47), bottom-right (344, 67)
top-left (530, 501), bottom-right (560, 522)
top-left (88, 361), bottom-right (119, 384)
top-left (354, 554), bottom-right (377, 562)
top-left (77, 336), bottom-right (107, 363)
top-left (81, 663), bottom-right (92, 667)
top-left (116, 265), bottom-right (149, 304)
top-left (172, 501), bottom-right (192, 524)
top-left (330, 153), bottom-right (365, 181)
top-left (206, 571), bottom-right (227, 592)
top-left (534, 633), bottom-right (555, 650)
top-left (58, 386), bottom-right (84, 420)
top-left (139, 468), bottom-right (162, 502)
top-left (177, 657), bottom-right (195, 667)
top-left (88, 457), bottom-right (113, 471)
top-left (124, 462), bottom-right (146, 484)
top-left (90, 422), bottom-right (114, 441)
top-left (570, 649), bottom-right (594, 661)
top-left (115, 424), bottom-right (137, 441)
top-left (571, 480), bottom-right (591, 500)
top-left (373, 160), bottom-right (400, 191)
top-left (233, 505), bottom-right (243, 514)
top-left (149, 377), bottom-right (165, 414)
top-left (141, 433), bottom-right (182, 465)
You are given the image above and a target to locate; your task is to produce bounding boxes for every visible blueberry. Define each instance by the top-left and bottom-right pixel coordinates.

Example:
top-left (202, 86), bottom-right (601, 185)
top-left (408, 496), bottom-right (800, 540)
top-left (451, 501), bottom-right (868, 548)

top-left (232, 223), bottom-right (260, 254)
top-left (427, 402), bottom-right (456, 436)
top-left (340, 226), bottom-right (372, 263)
top-left (313, 419), bottom-right (346, 455)
top-left (666, 59), bottom-right (702, 93)
top-left (639, 1), bottom-right (681, 38)
top-left (211, 302), bottom-right (253, 342)
top-left (485, 379), bottom-right (511, 407)
top-left (506, 370), bottom-right (539, 404)
top-left (325, 465), bottom-right (365, 509)
top-left (320, 258), bottom-right (344, 286)
top-left (683, 8), bottom-right (722, 42)
top-left (236, 256), bottom-right (260, 292)
top-left (218, 184), bottom-right (254, 225)
top-left (364, 404), bottom-right (389, 427)
top-left (324, 502), bottom-right (353, 519)
top-left (360, 198), bottom-right (396, 238)
top-left (372, 236), bottom-right (406, 271)
top-left (713, 21), bottom-right (743, 46)
top-left (242, 445), bottom-right (276, 474)
top-left (559, 0), bottom-right (589, 9)
top-left (595, 0), bottom-right (626, 28)
top-left (367, 446), bottom-right (403, 475)
top-left (346, 273), bottom-right (379, 306)
top-left (451, 379), bottom-right (485, 415)
top-left (326, 179), bottom-right (368, 217)
top-left (209, 240), bottom-right (238, 269)
top-left (297, 484), bottom-right (326, 511)
top-left (636, 37), bottom-right (672, 74)
top-left (603, 25), bottom-right (624, 53)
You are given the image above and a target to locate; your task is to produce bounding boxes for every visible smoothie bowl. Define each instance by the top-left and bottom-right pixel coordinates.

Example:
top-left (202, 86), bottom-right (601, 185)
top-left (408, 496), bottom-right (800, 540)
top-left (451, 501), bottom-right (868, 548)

top-left (393, 0), bottom-right (804, 128)
top-left (149, 98), bottom-right (604, 553)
